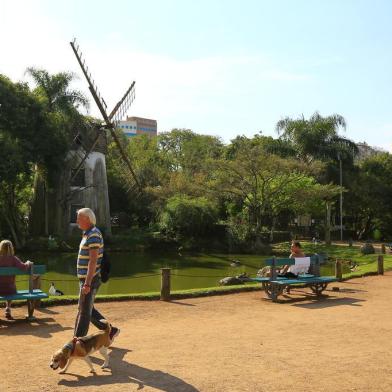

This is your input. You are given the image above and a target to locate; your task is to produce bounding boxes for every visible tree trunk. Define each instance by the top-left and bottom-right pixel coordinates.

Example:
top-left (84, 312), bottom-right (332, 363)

top-left (325, 201), bottom-right (331, 245)
top-left (29, 168), bottom-right (46, 236)
top-left (269, 216), bottom-right (276, 242)
top-left (44, 181), bottom-right (49, 236)
top-left (4, 212), bottom-right (22, 249)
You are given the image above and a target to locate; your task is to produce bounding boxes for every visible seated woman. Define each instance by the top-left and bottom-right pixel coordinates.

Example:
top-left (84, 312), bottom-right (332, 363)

top-left (278, 240), bottom-right (306, 277)
top-left (0, 240), bottom-right (32, 319)
top-left (257, 241), bottom-right (306, 278)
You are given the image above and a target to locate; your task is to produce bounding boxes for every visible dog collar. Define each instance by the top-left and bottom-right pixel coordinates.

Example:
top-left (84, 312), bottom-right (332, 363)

top-left (64, 342), bottom-right (73, 350)
top-left (64, 337), bottom-right (80, 354)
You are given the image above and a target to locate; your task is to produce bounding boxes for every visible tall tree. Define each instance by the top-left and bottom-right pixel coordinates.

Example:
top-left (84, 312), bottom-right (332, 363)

top-left (25, 68), bottom-right (88, 114)
top-left (276, 112), bottom-right (358, 165)
top-left (25, 68), bottom-right (89, 236)
top-left (209, 143), bottom-right (339, 247)
top-left (276, 112), bottom-right (358, 241)
top-left (0, 75), bottom-right (68, 245)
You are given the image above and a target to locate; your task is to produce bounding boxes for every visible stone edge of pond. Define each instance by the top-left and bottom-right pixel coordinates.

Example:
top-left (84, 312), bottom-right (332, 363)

top-left (0, 270), bottom-right (384, 308)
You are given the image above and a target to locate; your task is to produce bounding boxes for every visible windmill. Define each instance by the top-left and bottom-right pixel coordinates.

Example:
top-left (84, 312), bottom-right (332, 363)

top-left (69, 38), bottom-right (141, 194)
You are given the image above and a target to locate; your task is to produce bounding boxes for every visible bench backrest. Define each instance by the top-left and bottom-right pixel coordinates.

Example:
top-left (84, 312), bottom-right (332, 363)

top-left (0, 265), bottom-right (46, 276)
top-left (266, 255), bottom-right (322, 278)
top-left (265, 258), bottom-right (295, 267)
top-left (0, 264), bottom-right (46, 294)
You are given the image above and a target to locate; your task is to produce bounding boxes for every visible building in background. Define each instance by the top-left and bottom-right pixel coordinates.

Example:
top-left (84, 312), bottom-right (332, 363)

top-left (118, 116), bottom-right (157, 137)
top-left (356, 142), bottom-right (386, 161)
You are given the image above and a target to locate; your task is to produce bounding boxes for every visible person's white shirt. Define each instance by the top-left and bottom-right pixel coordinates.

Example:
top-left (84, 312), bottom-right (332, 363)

top-left (288, 257), bottom-right (311, 275)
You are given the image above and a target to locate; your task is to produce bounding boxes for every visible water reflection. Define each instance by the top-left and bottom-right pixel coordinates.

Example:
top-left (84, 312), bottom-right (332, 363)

top-left (16, 252), bottom-right (338, 296)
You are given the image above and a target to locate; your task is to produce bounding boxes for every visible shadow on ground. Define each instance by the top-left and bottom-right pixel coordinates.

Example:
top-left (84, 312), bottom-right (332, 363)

top-left (58, 347), bottom-right (199, 391)
top-left (0, 316), bottom-right (72, 338)
top-left (291, 296), bottom-right (365, 309)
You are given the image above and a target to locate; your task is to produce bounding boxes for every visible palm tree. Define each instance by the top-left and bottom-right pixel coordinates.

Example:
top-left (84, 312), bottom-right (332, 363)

top-left (25, 68), bottom-right (89, 236)
top-left (276, 112), bottom-right (358, 164)
top-left (276, 112), bottom-right (359, 244)
top-left (25, 67), bottom-right (89, 114)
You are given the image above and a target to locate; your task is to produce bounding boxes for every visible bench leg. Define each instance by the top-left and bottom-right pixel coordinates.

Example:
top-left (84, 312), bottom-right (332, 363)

top-left (263, 282), bottom-right (282, 302)
top-left (310, 283), bottom-right (328, 296)
top-left (26, 300), bottom-right (36, 321)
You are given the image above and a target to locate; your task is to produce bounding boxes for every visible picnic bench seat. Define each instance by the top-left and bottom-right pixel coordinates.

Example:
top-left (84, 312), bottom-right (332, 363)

top-left (251, 255), bottom-right (337, 302)
top-left (0, 263), bottom-right (48, 320)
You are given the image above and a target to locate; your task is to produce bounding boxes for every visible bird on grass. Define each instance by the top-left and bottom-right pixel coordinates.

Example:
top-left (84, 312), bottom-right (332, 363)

top-left (49, 282), bottom-right (64, 296)
top-left (230, 259), bottom-right (241, 267)
top-left (349, 261), bottom-right (359, 271)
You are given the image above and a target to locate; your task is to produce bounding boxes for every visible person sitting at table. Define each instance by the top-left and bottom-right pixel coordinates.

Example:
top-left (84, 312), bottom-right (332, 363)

top-left (0, 240), bottom-right (32, 319)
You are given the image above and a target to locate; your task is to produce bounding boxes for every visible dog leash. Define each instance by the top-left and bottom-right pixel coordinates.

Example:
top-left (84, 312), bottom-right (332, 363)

top-left (64, 337), bottom-right (84, 355)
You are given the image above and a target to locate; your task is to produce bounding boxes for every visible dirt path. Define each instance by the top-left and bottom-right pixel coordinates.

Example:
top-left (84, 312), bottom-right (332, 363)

top-left (2, 273), bottom-right (392, 392)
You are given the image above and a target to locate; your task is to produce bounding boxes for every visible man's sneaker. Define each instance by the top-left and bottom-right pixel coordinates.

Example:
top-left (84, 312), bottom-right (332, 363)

top-left (109, 326), bottom-right (120, 343)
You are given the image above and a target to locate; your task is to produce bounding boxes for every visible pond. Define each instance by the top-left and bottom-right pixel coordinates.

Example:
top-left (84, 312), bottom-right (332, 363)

top-left (16, 251), bottom-right (339, 296)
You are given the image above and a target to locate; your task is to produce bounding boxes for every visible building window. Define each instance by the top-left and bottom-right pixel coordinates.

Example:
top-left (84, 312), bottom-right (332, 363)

top-left (70, 204), bottom-right (84, 223)
top-left (70, 168), bottom-right (85, 187)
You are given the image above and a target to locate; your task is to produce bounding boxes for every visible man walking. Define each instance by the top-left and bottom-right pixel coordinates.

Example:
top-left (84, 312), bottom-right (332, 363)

top-left (74, 208), bottom-right (119, 342)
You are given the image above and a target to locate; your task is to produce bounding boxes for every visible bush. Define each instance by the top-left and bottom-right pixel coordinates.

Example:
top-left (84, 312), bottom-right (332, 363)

top-left (373, 229), bottom-right (382, 241)
top-left (159, 195), bottom-right (218, 238)
top-left (360, 242), bottom-right (375, 255)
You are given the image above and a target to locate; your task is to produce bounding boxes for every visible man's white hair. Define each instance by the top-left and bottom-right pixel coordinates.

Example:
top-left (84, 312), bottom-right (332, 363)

top-left (77, 208), bottom-right (96, 225)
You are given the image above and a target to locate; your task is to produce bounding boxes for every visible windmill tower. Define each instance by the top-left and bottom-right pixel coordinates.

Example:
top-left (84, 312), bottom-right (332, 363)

top-left (30, 39), bottom-right (141, 238)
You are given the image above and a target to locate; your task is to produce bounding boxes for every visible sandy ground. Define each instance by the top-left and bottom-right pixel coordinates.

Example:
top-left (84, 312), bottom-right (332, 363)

top-left (2, 274), bottom-right (392, 392)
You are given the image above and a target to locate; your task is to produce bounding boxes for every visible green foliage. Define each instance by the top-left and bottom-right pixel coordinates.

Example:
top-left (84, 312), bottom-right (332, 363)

top-left (373, 229), bottom-right (382, 241)
top-left (0, 74), bottom-right (74, 245)
top-left (209, 143), bottom-right (339, 240)
top-left (344, 153), bottom-right (392, 239)
top-left (276, 112), bottom-right (358, 163)
top-left (159, 195), bottom-right (218, 238)
top-left (158, 129), bottom-right (224, 173)
top-left (25, 67), bottom-right (89, 114)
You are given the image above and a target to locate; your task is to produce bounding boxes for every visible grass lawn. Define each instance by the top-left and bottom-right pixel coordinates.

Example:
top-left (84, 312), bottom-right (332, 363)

top-left (272, 241), bottom-right (392, 279)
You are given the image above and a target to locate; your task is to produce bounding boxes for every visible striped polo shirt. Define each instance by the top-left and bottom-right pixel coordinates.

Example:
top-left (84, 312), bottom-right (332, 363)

top-left (77, 226), bottom-right (104, 279)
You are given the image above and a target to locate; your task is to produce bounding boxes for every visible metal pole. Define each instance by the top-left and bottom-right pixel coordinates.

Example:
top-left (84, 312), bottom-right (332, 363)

top-left (339, 155), bottom-right (343, 241)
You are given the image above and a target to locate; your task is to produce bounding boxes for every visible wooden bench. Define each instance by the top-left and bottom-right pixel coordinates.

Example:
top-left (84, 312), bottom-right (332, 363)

top-left (0, 264), bottom-right (48, 320)
top-left (251, 255), bottom-right (337, 302)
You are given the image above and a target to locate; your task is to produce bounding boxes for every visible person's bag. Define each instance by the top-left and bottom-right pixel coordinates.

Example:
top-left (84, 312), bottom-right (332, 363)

top-left (100, 250), bottom-right (111, 283)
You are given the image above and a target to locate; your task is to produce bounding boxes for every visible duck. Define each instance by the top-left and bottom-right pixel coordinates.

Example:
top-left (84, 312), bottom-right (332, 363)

top-left (49, 282), bottom-right (64, 296)
top-left (230, 259), bottom-right (241, 267)
top-left (349, 261), bottom-right (359, 271)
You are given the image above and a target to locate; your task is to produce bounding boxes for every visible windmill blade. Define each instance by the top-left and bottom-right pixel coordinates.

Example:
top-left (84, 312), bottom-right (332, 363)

top-left (107, 127), bottom-right (141, 192)
top-left (69, 127), bottom-right (105, 184)
top-left (109, 82), bottom-right (136, 123)
top-left (70, 38), bottom-right (109, 122)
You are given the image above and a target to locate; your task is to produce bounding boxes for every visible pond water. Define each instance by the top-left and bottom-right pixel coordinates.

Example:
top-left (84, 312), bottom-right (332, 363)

top-left (16, 251), bottom-right (339, 296)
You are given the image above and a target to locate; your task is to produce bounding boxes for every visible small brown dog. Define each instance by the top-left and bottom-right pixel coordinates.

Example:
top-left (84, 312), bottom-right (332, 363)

top-left (50, 321), bottom-right (112, 373)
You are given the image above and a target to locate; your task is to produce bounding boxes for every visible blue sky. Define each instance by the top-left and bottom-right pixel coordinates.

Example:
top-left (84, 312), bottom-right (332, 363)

top-left (1, 0), bottom-right (392, 150)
